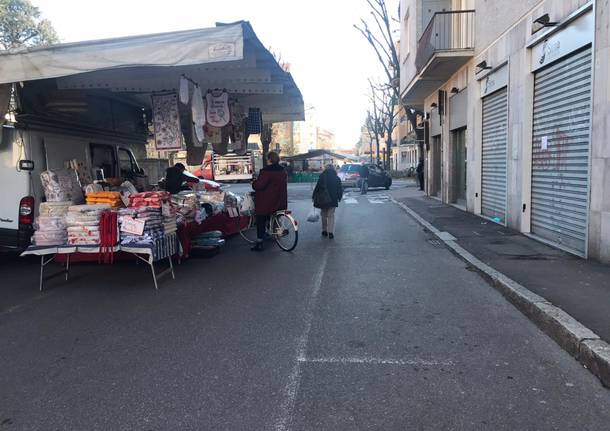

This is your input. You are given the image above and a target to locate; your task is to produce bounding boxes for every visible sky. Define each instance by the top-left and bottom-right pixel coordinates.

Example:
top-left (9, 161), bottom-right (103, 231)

top-left (32, 0), bottom-right (396, 149)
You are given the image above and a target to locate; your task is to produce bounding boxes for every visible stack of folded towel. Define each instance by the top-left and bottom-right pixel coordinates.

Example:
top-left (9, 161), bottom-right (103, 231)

top-left (65, 205), bottom-right (110, 245)
top-left (118, 207), bottom-right (164, 246)
top-left (128, 192), bottom-right (170, 209)
top-left (32, 216), bottom-right (67, 246)
top-left (86, 191), bottom-right (122, 209)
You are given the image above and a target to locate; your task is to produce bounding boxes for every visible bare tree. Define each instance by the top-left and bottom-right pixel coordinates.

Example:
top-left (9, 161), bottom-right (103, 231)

top-left (367, 79), bottom-right (399, 168)
top-left (365, 81), bottom-right (386, 164)
top-left (355, 0), bottom-right (422, 164)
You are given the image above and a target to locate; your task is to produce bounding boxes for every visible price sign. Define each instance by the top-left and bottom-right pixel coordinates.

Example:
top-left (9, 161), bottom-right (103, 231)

top-left (121, 216), bottom-right (146, 236)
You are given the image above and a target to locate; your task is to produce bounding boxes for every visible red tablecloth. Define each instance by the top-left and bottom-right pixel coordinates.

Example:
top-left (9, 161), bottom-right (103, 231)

top-left (178, 213), bottom-right (250, 257)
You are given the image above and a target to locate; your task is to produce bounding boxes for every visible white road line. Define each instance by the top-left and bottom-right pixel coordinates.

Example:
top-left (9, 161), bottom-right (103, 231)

top-left (273, 250), bottom-right (330, 431)
top-left (344, 198), bottom-right (358, 204)
top-left (298, 356), bottom-right (454, 367)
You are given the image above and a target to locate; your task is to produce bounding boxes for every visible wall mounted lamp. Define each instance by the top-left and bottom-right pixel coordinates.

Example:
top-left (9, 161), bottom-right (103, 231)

top-left (431, 103), bottom-right (438, 109)
top-left (534, 13), bottom-right (558, 27)
top-left (450, 87), bottom-right (459, 94)
top-left (476, 61), bottom-right (492, 72)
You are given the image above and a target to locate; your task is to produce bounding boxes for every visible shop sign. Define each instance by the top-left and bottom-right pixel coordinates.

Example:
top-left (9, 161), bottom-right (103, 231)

top-left (209, 43), bottom-right (236, 59)
top-left (531, 10), bottom-right (593, 72)
top-left (480, 64), bottom-right (508, 98)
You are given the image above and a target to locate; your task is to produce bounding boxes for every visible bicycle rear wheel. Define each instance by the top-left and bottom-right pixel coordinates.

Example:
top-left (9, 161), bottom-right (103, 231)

top-left (273, 213), bottom-right (298, 252)
top-left (238, 214), bottom-right (258, 244)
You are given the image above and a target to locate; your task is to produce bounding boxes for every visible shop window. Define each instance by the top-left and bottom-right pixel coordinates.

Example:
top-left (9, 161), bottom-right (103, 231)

top-left (90, 143), bottom-right (116, 180)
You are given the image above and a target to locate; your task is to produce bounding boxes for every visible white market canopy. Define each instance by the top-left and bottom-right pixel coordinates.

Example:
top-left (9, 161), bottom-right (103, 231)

top-left (0, 21), bottom-right (304, 123)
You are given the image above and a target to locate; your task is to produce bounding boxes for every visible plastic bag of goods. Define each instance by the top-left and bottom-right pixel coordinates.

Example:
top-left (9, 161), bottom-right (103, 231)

top-left (307, 208), bottom-right (320, 223)
top-left (240, 193), bottom-right (255, 215)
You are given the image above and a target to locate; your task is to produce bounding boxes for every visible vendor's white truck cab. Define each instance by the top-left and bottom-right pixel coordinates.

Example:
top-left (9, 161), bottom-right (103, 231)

top-left (0, 125), bottom-right (143, 250)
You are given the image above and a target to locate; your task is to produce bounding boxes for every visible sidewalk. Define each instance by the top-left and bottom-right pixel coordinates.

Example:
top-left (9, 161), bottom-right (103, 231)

top-left (391, 185), bottom-right (610, 384)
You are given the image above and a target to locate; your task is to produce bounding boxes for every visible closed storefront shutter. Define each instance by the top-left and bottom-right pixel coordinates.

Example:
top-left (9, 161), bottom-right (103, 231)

top-left (481, 87), bottom-right (508, 223)
top-left (531, 46), bottom-right (592, 255)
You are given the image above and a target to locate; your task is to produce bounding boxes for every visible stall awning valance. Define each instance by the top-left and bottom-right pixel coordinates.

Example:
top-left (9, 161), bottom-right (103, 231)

top-left (0, 22), bottom-right (304, 123)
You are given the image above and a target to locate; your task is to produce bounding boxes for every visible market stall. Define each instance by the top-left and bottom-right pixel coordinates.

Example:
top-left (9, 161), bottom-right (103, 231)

top-left (3, 21), bottom-right (303, 289)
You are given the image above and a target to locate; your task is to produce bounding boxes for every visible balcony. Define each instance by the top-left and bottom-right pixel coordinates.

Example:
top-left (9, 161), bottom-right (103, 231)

top-left (403, 10), bottom-right (475, 109)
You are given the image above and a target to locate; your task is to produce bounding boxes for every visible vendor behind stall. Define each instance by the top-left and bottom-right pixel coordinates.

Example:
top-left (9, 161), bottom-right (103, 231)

top-left (164, 163), bottom-right (199, 194)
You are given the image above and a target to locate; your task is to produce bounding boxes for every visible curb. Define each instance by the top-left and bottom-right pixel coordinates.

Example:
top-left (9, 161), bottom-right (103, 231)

top-left (392, 198), bottom-right (610, 388)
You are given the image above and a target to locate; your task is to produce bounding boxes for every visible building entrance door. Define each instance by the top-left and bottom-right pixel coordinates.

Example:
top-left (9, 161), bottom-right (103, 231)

top-left (452, 128), bottom-right (467, 206)
top-left (432, 135), bottom-right (442, 197)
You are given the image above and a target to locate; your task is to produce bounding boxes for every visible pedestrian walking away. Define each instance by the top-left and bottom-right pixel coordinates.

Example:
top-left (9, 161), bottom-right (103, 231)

top-left (359, 163), bottom-right (369, 195)
top-left (313, 164), bottom-right (343, 239)
top-left (250, 151), bottom-right (288, 252)
top-left (416, 159), bottom-right (425, 191)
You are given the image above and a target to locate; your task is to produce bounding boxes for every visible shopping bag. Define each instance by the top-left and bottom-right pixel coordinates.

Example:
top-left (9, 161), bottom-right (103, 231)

top-left (307, 207), bottom-right (320, 223)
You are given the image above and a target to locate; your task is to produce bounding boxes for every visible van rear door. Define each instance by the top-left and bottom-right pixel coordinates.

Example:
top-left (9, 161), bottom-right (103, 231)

top-left (0, 131), bottom-right (28, 231)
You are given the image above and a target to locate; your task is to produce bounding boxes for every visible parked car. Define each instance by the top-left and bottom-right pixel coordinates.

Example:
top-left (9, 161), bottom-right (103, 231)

top-left (338, 164), bottom-right (392, 190)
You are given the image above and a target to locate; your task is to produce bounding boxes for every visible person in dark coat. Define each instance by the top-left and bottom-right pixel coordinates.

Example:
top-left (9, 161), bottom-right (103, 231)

top-left (313, 165), bottom-right (343, 239)
top-left (359, 163), bottom-right (370, 194)
top-left (164, 163), bottom-right (196, 194)
top-left (251, 151), bottom-right (288, 251)
top-left (416, 159), bottom-right (425, 191)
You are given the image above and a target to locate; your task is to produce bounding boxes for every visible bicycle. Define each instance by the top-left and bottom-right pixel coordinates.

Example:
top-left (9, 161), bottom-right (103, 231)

top-left (238, 209), bottom-right (299, 252)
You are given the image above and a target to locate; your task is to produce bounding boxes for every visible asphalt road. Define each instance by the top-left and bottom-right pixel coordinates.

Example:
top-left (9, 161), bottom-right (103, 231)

top-left (1, 181), bottom-right (610, 430)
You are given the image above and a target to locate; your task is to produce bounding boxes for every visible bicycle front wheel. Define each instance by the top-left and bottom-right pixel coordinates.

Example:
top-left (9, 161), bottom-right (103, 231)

top-left (273, 213), bottom-right (298, 252)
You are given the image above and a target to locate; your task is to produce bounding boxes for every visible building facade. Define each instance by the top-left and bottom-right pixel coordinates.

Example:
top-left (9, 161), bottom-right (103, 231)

top-left (400, 0), bottom-right (610, 261)
top-left (392, 106), bottom-right (422, 172)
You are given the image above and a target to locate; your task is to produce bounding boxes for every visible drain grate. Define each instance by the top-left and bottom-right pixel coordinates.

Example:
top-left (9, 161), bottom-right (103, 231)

top-left (427, 239), bottom-right (442, 247)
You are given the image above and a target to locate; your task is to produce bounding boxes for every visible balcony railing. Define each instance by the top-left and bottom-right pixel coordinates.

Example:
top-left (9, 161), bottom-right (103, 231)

top-left (415, 10), bottom-right (475, 72)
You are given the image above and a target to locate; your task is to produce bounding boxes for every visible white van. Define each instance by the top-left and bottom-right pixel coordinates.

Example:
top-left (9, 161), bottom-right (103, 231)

top-left (0, 126), bottom-right (144, 250)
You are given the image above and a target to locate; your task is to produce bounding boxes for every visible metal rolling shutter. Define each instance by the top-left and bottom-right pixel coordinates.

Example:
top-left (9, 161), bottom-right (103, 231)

top-left (531, 47), bottom-right (592, 255)
top-left (481, 87), bottom-right (508, 223)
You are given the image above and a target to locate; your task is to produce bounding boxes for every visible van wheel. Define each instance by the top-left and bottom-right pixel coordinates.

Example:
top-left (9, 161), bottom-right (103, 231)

top-left (385, 179), bottom-right (392, 190)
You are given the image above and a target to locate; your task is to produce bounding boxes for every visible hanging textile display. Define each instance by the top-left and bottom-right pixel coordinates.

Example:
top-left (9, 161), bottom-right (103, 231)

top-left (152, 93), bottom-right (182, 150)
top-left (230, 100), bottom-right (246, 127)
top-left (179, 76), bottom-right (190, 105)
top-left (261, 123), bottom-right (272, 145)
top-left (213, 126), bottom-right (230, 155)
top-left (247, 108), bottom-right (263, 134)
top-left (231, 119), bottom-right (249, 156)
top-left (187, 136), bottom-right (207, 165)
top-left (206, 90), bottom-right (230, 128)
top-left (205, 125), bottom-right (223, 144)
top-left (191, 86), bottom-right (206, 143)
top-left (178, 100), bottom-right (207, 166)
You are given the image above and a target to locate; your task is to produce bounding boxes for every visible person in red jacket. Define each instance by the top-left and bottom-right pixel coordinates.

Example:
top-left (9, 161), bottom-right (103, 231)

top-left (251, 151), bottom-right (288, 251)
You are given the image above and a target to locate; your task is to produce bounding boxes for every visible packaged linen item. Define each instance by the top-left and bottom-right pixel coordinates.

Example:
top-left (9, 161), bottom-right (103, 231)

top-left (223, 192), bottom-right (239, 209)
top-left (84, 184), bottom-right (104, 195)
top-left (120, 181), bottom-right (138, 195)
top-left (39, 202), bottom-right (72, 217)
top-left (40, 169), bottom-right (84, 204)
top-left (35, 216), bottom-right (66, 231)
top-left (32, 214), bottom-right (68, 246)
top-left (33, 231), bottom-right (67, 246)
